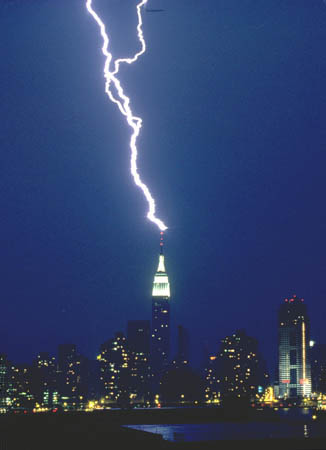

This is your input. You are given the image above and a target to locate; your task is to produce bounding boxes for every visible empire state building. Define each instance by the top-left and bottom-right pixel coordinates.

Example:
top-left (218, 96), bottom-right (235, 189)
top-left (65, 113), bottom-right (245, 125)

top-left (151, 232), bottom-right (171, 378)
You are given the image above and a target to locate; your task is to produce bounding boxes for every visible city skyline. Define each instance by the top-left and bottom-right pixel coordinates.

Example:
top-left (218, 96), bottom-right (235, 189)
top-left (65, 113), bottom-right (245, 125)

top-left (0, 230), bottom-right (322, 380)
top-left (0, 276), bottom-right (321, 391)
top-left (1, 0), bottom-right (326, 382)
top-left (2, 290), bottom-right (325, 413)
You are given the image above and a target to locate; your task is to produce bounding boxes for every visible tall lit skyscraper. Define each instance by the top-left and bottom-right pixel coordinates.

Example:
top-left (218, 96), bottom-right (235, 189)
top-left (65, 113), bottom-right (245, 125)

top-left (98, 332), bottom-right (129, 406)
top-left (0, 354), bottom-right (10, 413)
top-left (151, 233), bottom-right (171, 380)
top-left (278, 295), bottom-right (312, 398)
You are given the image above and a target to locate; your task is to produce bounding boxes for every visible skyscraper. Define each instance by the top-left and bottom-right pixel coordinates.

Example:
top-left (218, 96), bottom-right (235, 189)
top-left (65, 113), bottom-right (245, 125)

top-left (127, 320), bottom-right (151, 402)
top-left (151, 233), bottom-right (171, 381)
top-left (31, 352), bottom-right (58, 409)
top-left (128, 320), bottom-right (151, 355)
top-left (278, 295), bottom-right (312, 398)
top-left (98, 332), bottom-right (130, 406)
top-left (0, 354), bottom-right (10, 413)
top-left (57, 344), bottom-right (88, 409)
top-left (204, 354), bottom-right (220, 404)
top-left (172, 325), bottom-right (190, 368)
top-left (9, 364), bottom-right (34, 412)
top-left (310, 343), bottom-right (326, 394)
top-left (217, 329), bottom-right (266, 400)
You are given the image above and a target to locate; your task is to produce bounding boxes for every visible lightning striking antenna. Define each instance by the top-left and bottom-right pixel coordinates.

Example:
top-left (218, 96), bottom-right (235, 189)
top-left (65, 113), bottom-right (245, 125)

top-left (160, 230), bottom-right (164, 254)
top-left (86, 0), bottom-right (167, 232)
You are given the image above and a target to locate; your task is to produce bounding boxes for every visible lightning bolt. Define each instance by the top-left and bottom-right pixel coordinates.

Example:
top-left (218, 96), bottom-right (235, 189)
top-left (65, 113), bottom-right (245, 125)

top-left (86, 0), bottom-right (167, 232)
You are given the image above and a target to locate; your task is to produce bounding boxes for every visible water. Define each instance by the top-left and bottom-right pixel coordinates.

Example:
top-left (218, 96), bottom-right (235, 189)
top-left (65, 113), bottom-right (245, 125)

top-left (125, 421), bottom-right (326, 442)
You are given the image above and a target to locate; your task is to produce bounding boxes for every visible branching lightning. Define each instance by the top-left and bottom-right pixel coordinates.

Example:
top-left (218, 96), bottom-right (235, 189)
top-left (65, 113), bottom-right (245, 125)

top-left (86, 0), bottom-right (167, 231)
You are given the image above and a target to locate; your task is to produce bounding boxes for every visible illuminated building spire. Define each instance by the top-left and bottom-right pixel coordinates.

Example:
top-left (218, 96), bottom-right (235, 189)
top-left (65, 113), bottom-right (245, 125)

top-left (152, 232), bottom-right (170, 297)
top-left (151, 232), bottom-right (171, 381)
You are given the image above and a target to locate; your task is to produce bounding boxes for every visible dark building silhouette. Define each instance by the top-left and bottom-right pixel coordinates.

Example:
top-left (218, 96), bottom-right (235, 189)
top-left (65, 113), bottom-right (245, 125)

top-left (87, 359), bottom-right (101, 402)
top-left (172, 325), bottom-right (190, 368)
top-left (128, 320), bottom-right (150, 354)
top-left (57, 344), bottom-right (88, 409)
top-left (57, 344), bottom-right (77, 408)
top-left (58, 344), bottom-right (77, 378)
top-left (9, 363), bottom-right (34, 412)
top-left (310, 342), bottom-right (326, 394)
top-left (177, 325), bottom-right (189, 365)
top-left (151, 235), bottom-right (171, 386)
top-left (278, 295), bottom-right (312, 398)
top-left (31, 352), bottom-right (58, 409)
top-left (127, 320), bottom-right (151, 403)
top-left (160, 365), bottom-right (205, 405)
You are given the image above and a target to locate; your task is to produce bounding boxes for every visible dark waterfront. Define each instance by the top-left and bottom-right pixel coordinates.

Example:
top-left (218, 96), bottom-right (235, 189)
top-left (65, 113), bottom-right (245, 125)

top-left (126, 420), bottom-right (324, 443)
top-left (124, 407), bottom-right (326, 443)
top-left (2, 407), bottom-right (326, 449)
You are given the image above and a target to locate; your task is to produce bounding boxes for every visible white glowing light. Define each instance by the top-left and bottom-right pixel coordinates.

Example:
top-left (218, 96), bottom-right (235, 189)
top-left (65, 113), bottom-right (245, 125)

top-left (152, 254), bottom-right (170, 297)
top-left (86, 0), bottom-right (167, 231)
top-left (157, 254), bottom-right (166, 272)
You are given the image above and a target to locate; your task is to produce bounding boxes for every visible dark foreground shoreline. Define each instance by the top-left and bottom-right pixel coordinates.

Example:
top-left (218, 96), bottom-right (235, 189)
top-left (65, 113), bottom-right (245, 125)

top-left (1, 407), bottom-right (326, 449)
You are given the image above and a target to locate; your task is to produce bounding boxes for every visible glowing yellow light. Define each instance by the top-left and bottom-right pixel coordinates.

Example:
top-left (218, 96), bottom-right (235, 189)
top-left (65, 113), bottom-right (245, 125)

top-left (302, 321), bottom-right (306, 396)
top-left (88, 401), bottom-right (95, 411)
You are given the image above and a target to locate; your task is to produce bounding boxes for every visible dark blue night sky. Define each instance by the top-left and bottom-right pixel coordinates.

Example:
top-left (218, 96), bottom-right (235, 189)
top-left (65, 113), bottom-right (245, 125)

top-left (1, 0), bottom-right (326, 379)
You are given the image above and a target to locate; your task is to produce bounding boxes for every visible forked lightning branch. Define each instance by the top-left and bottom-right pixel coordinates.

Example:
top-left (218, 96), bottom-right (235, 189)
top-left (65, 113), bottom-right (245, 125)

top-left (86, 0), bottom-right (167, 232)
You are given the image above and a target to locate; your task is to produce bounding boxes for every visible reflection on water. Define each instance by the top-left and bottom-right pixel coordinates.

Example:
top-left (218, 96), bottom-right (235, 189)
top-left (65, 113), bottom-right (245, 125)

top-left (125, 421), bottom-right (325, 442)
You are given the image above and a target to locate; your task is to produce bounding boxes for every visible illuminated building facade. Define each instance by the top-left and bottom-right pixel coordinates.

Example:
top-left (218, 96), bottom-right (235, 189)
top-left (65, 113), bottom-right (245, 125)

top-left (204, 354), bottom-right (220, 403)
top-left (58, 344), bottom-right (77, 408)
top-left (98, 332), bottom-right (130, 406)
top-left (151, 235), bottom-right (171, 380)
top-left (57, 344), bottom-right (88, 409)
top-left (0, 354), bottom-right (10, 413)
top-left (1, 356), bottom-right (35, 413)
top-left (127, 320), bottom-right (151, 403)
top-left (31, 353), bottom-right (58, 409)
top-left (217, 329), bottom-right (266, 400)
top-left (278, 295), bottom-right (312, 398)
top-left (8, 364), bottom-right (34, 412)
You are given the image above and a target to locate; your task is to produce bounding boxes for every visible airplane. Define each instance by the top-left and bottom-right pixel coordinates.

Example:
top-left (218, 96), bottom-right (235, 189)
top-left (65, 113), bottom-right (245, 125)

top-left (145, 8), bottom-right (165, 13)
